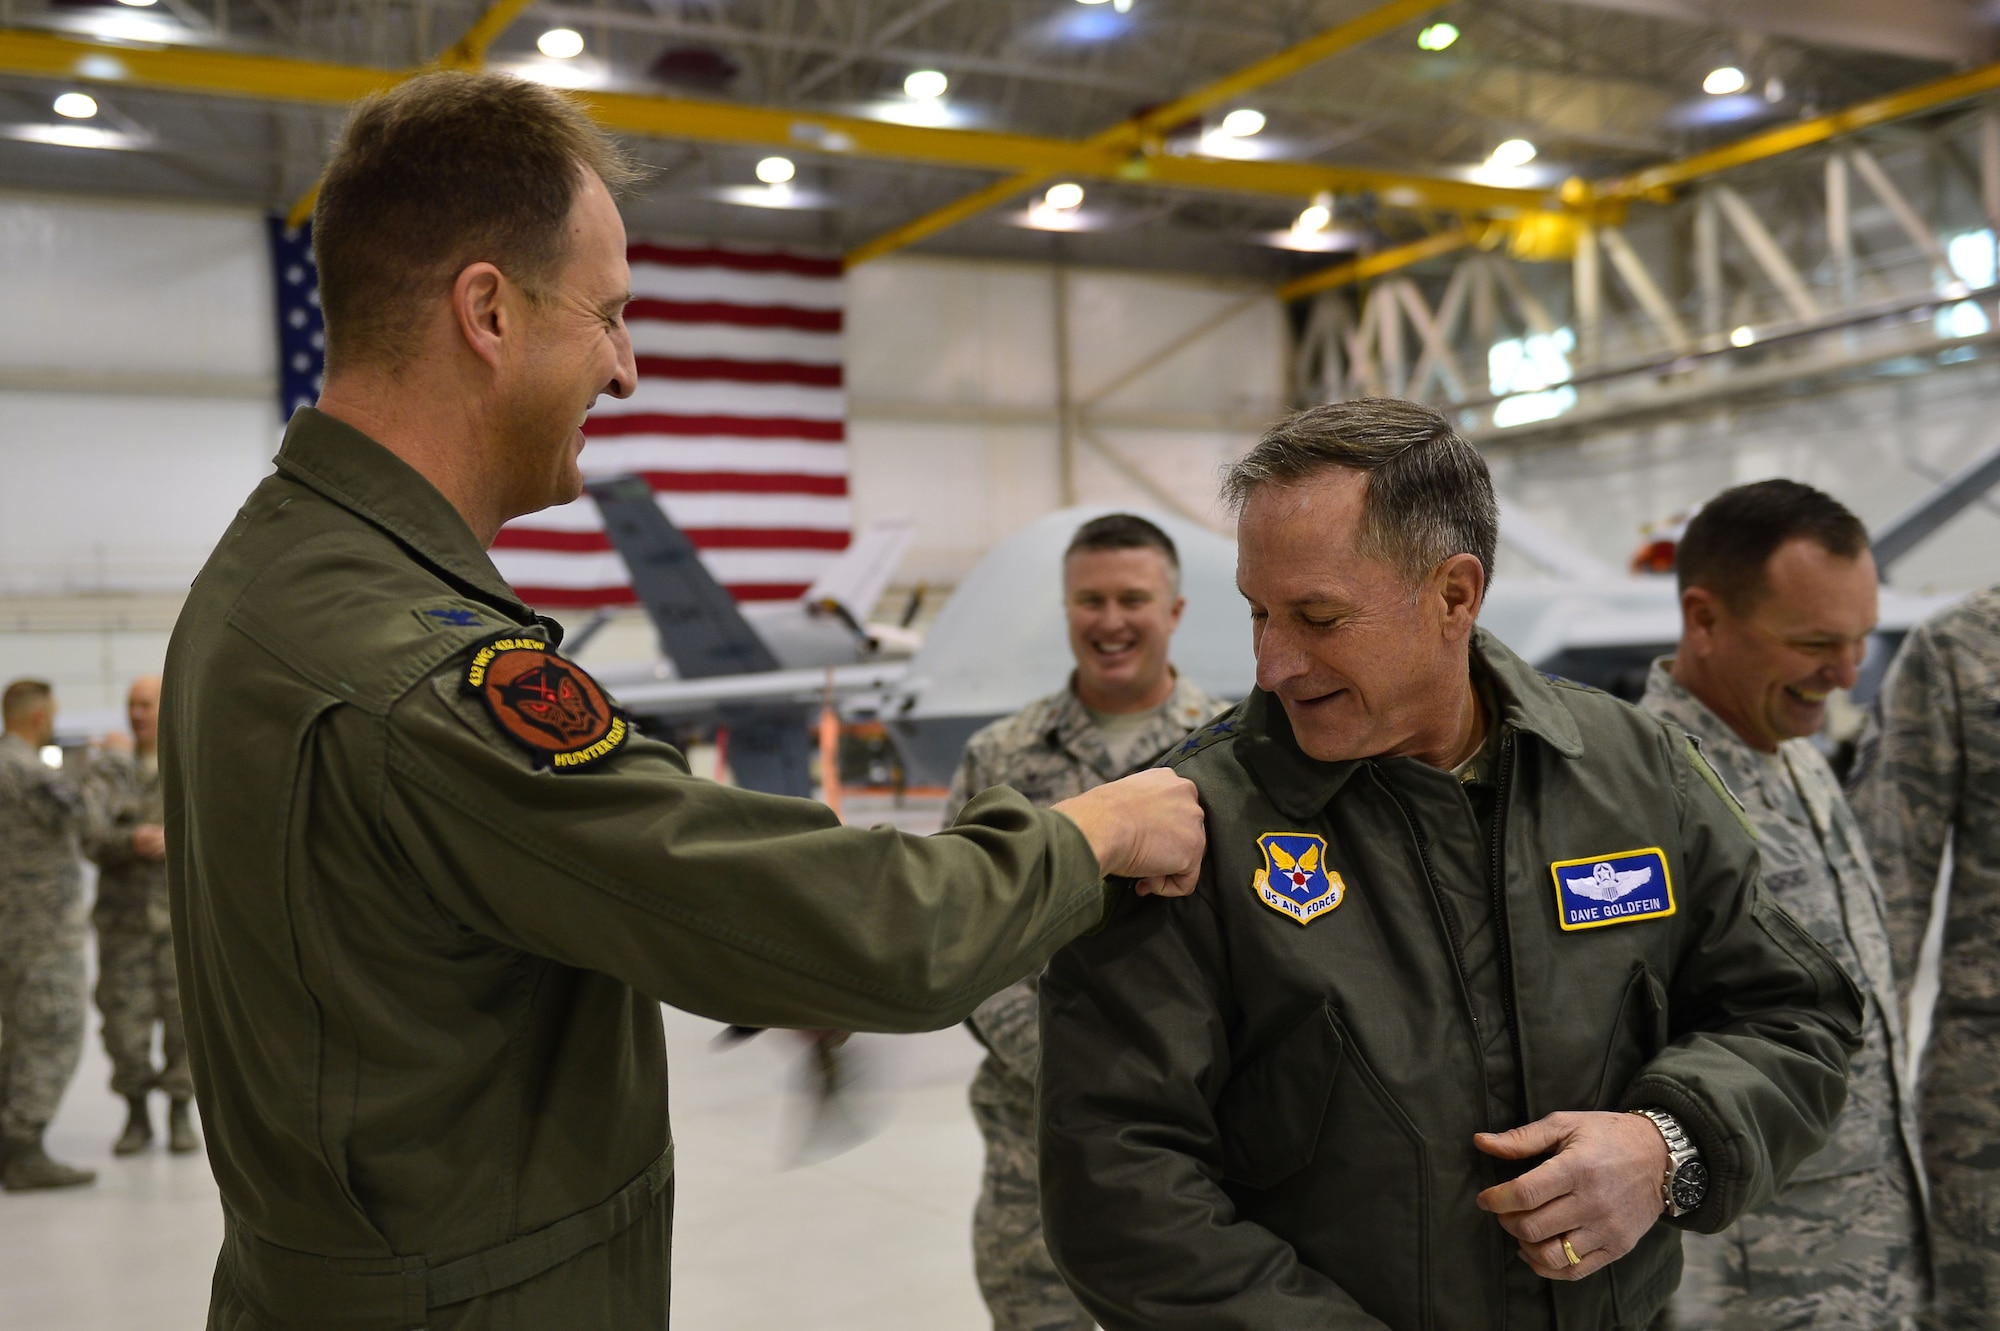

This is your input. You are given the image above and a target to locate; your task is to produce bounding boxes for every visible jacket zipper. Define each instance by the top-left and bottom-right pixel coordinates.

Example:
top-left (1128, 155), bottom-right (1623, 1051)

top-left (1377, 770), bottom-right (1484, 1053)
top-left (1489, 733), bottom-right (1526, 1112)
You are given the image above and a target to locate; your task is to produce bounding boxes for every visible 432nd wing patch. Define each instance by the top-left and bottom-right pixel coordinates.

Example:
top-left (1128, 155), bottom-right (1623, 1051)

top-left (463, 636), bottom-right (630, 772)
top-left (1252, 832), bottom-right (1346, 926)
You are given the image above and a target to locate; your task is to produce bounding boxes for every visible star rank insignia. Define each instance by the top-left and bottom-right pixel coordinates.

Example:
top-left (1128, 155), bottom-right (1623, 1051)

top-left (463, 636), bottom-right (630, 772)
top-left (1252, 831), bottom-right (1346, 926)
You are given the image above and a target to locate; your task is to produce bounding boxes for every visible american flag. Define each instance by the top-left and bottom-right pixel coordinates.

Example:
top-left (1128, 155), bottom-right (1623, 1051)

top-left (489, 242), bottom-right (850, 606)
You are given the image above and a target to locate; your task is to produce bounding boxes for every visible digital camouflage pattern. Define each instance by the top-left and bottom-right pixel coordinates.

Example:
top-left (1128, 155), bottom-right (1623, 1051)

top-left (0, 732), bottom-right (116, 1137)
top-left (949, 676), bottom-right (1221, 1331)
top-left (87, 750), bottom-right (192, 1102)
top-left (1849, 587), bottom-right (2000, 1330)
top-left (1641, 662), bottom-right (1928, 1330)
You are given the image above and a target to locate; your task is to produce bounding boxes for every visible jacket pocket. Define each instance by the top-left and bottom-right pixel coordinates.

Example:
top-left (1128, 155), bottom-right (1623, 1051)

top-left (1215, 1003), bottom-right (1344, 1189)
top-left (1595, 961), bottom-right (1668, 1107)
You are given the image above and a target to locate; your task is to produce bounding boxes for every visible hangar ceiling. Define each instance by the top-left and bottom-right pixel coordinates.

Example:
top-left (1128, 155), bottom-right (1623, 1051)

top-left (0, 0), bottom-right (1981, 278)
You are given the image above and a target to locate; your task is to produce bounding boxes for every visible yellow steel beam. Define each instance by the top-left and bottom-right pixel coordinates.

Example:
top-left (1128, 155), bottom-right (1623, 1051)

top-left (1275, 225), bottom-right (1484, 302)
top-left (440, 0), bottom-right (536, 69)
top-left (0, 25), bottom-right (1536, 220)
top-left (843, 0), bottom-right (1452, 267)
top-left (1596, 54), bottom-right (2000, 203)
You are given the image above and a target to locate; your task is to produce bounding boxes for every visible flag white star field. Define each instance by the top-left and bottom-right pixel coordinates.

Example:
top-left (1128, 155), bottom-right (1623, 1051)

top-left (490, 243), bottom-right (849, 606)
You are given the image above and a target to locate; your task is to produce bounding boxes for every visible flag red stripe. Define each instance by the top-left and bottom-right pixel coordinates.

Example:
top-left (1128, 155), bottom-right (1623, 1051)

top-left (632, 356), bottom-right (843, 387)
top-left (638, 471), bottom-right (848, 495)
top-left (585, 414), bottom-right (845, 441)
top-left (519, 583), bottom-right (810, 607)
top-left (626, 299), bottom-right (841, 332)
top-left (493, 527), bottom-right (852, 553)
top-left (627, 244), bottom-right (842, 278)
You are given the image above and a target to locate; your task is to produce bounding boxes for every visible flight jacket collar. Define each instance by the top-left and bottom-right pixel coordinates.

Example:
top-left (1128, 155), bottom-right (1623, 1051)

top-left (272, 408), bottom-right (537, 626)
top-left (1238, 627), bottom-right (1586, 820)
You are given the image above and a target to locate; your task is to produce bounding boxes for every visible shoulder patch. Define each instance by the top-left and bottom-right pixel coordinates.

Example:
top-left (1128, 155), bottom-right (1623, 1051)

top-left (463, 635), bottom-right (629, 772)
top-left (1253, 832), bottom-right (1346, 925)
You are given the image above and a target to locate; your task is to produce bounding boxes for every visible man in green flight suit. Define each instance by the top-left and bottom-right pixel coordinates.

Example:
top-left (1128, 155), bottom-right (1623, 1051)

top-left (161, 72), bottom-right (1205, 1331)
top-left (1038, 399), bottom-right (1866, 1330)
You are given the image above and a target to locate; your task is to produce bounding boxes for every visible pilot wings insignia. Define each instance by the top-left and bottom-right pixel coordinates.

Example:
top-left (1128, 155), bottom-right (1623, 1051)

top-left (1550, 847), bottom-right (1674, 931)
top-left (1252, 832), bottom-right (1345, 926)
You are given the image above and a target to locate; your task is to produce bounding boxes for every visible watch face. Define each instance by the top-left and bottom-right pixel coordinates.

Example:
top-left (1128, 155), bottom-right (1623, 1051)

top-left (1671, 1159), bottom-right (1709, 1211)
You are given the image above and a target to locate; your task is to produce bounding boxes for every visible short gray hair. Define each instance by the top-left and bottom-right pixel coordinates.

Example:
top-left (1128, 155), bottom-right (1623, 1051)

top-left (1222, 398), bottom-right (1498, 588)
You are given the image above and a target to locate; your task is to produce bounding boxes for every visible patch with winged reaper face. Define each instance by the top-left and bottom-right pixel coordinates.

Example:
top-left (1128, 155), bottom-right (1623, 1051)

top-left (463, 636), bottom-right (630, 772)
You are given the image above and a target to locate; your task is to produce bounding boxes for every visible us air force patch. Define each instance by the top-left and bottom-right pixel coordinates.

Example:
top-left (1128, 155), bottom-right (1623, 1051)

top-left (464, 636), bottom-right (629, 772)
top-left (1252, 832), bottom-right (1345, 926)
top-left (1551, 847), bottom-right (1673, 931)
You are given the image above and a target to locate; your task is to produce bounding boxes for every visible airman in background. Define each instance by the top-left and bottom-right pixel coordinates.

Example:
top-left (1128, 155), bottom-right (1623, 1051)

top-left (0, 677), bottom-right (119, 1191)
top-left (1850, 584), bottom-right (2000, 1329)
top-left (945, 512), bottom-right (1222, 1331)
top-left (1641, 480), bottom-right (1928, 1330)
top-left (87, 675), bottom-right (197, 1156)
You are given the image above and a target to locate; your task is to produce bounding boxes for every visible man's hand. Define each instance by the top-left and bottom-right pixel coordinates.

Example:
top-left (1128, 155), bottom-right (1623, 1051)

top-left (1472, 1111), bottom-right (1669, 1280)
top-left (132, 824), bottom-right (167, 861)
top-left (96, 731), bottom-right (133, 755)
top-left (1052, 769), bottom-right (1205, 898)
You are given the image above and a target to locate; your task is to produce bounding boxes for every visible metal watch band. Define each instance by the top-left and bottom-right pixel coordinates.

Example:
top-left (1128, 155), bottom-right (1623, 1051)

top-left (1629, 1107), bottom-right (1704, 1217)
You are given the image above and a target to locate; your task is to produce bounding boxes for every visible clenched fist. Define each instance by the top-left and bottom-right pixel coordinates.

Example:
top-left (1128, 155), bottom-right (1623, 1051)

top-left (1052, 768), bottom-right (1206, 898)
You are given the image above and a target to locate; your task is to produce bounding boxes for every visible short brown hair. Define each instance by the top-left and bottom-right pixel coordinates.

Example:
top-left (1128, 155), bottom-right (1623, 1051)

top-left (2, 678), bottom-right (52, 723)
top-left (1676, 480), bottom-right (1869, 612)
top-left (313, 70), bottom-right (640, 370)
top-left (1065, 513), bottom-right (1181, 590)
top-left (1222, 398), bottom-right (1499, 588)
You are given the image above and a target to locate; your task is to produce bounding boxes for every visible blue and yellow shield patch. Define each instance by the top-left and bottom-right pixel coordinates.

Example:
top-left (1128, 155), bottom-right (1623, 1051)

top-left (1252, 832), bottom-right (1345, 926)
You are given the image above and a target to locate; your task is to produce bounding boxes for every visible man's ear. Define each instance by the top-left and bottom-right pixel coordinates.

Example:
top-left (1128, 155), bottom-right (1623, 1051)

top-left (451, 262), bottom-right (510, 371)
top-left (1436, 553), bottom-right (1486, 638)
top-left (1680, 585), bottom-right (1721, 656)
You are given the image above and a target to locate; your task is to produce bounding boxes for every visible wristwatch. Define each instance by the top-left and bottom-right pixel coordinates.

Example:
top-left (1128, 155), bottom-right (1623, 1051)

top-left (1629, 1108), bottom-right (1707, 1217)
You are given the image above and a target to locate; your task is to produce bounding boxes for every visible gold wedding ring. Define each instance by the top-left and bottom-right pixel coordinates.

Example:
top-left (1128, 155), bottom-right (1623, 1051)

top-left (1561, 1236), bottom-right (1582, 1267)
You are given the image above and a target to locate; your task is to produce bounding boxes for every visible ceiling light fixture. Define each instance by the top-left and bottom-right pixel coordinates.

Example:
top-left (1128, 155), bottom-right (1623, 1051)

top-left (53, 93), bottom-right (98, 119)
top-left (1219, 108), bottom-right (1266, 138)
top-left (537, 28), bottom-right (585, 59)
top-left (903, 69), bottom-right (948, 99)
top-left (1044, 182), bottom-right (1084, 211)
top-left (112, 0), bottom-right (158, 7)
top-left (755, 155), bottom-right (796, 184)
top-left (1294, 203), bottom-right (1332, 234)
top-left (1730, 325), bottom-right (1756, 347)
top-left (1076, 0), bottom-right (1132, 10)
top-left (1488, 138), bottom-right (1537, 169)
top-left (1417, 22), bottom-right (1458, 51)
top-left (1703, 66), bottom-right (1747, 96)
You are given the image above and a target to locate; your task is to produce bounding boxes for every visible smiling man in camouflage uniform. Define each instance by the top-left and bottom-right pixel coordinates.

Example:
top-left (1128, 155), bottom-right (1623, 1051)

top-left (1641, 482), bottom-right (1928, 1330)
top-left (946, 513), bottom-right (1222, 1331)
top-left (1851, 584), bottom-right (2000, 1330)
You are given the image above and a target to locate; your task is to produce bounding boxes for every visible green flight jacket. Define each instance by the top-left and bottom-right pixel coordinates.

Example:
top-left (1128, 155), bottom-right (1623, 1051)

top-left (162, 409), bottom-right (1112, 1331)
top-left (1039, 632), bottom-right (1864, 1331)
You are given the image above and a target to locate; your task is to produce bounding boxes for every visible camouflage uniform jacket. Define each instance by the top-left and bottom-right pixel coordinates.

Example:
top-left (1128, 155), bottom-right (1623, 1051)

top-left (86, 750), bottom-right (168, 937)
top-left (0, 733), bottom-right (116, 950)
top-left (1850, 587), bottom-right (2000, 1012)
top-left (1641, 662), bottom-right (1928, 1206)
top-left (947, 674), bottom-right (1224, 1078)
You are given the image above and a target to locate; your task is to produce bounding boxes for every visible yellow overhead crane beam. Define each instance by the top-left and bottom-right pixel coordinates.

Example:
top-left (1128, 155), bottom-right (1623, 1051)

top-left (1280, 50), bottom-right (2000, 300)
top-left (0, 22), bottom-right (1545, 227)
top-left (844, 0), bottom-right (1454, 267)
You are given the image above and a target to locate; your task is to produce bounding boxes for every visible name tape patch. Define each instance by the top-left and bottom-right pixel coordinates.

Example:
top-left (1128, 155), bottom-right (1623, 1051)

top-left (464, 637), bottom-right (629, 772)
top-left (1252, 832), bottom-right (1346, 926)
top-left (1551, 846), bottom-right (1674, 931)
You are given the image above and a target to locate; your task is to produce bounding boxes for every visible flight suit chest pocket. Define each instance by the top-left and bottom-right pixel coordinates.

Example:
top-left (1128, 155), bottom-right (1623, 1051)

top-left (1216, 1004), bottom-right (1345, 1190)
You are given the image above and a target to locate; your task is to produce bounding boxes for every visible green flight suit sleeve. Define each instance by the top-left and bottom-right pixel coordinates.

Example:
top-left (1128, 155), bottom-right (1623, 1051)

top-left (373, 672), bottom-right (1115, 1033)
top-left (1037, 890), bottom-right (1393, 1331)
top-left (1616, 728), bottom-right (1866, 1233)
